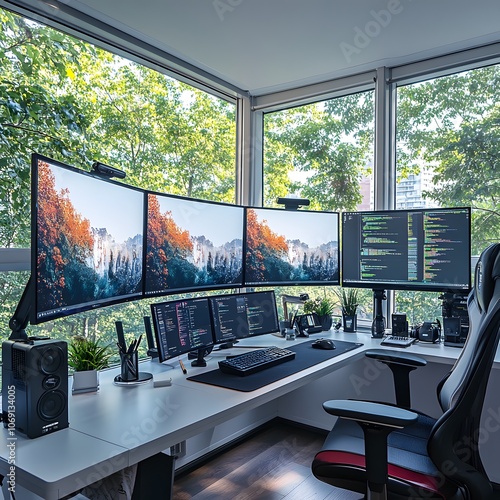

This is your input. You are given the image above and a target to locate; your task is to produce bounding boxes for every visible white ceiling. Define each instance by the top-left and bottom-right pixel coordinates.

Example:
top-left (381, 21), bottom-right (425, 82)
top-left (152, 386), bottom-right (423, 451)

top-left (30, 0), bottom-right (500, 95)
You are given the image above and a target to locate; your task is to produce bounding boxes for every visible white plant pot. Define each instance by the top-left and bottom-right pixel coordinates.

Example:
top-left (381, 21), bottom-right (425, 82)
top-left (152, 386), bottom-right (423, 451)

top-left (72, 369), bottom-right (99, 394)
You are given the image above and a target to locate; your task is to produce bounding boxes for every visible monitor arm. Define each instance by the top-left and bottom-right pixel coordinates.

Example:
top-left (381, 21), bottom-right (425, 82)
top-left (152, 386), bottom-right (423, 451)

top-left (8, 275), bottom-right (33, 341)
top-left (371, 288), bottom-right (387, 338)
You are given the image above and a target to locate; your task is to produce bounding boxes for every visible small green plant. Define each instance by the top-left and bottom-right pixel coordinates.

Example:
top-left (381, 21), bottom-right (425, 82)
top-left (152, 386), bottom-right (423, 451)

top-left (303, 296), bottom-right (336, 317)
top-left (336, 288), bottom-right (360, 316)
top-left (68, 336), bottom-right (112, 372)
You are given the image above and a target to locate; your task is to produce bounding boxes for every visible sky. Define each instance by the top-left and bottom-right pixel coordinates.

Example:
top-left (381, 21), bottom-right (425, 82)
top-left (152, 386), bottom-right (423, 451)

top-left (250, 208), bottom-right (339, 247)
top-left (46, 161), bottom-right (337, 249)
top-left (49, 161), bottom-right (144, 243)
top-left (154, 194), bottom-right (244, 247)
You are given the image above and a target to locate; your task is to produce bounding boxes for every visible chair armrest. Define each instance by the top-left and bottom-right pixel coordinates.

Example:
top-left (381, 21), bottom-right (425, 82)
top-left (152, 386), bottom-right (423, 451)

top-left (323, 399), bottom-right (418, 428)
top-left (365, 349), bottom-right (427, 408)
top-left (323, 399), bottom-right (418, 493)
top-left (365, 349), bottom-right (427, 367)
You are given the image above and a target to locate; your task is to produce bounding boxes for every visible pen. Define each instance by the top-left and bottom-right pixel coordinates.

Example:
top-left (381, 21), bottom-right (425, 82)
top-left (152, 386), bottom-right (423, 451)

top-left (127, 339), bottom-right (136, 354)
top-left (135, 334), bottom-right (143, 352)
top-left (179, 359), bottom-right (187, 375)
top-left (115, 321), bottom-right (127, 353)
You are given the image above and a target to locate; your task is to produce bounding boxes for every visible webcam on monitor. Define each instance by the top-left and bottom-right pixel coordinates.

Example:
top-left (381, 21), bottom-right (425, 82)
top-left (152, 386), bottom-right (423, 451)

top-left (92, 161), bottom-right (126, 179)
top-left (276, 197), bottom-right (310, 210)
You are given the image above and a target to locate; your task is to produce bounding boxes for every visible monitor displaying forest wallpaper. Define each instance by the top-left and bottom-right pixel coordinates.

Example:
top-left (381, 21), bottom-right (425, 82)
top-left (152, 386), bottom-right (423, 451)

top-left (145, 193), bottom-right (244, 294)
top-left (244, 207), bottom-right (339, 286)
top-left (34, 157), bottom-right (144, 322)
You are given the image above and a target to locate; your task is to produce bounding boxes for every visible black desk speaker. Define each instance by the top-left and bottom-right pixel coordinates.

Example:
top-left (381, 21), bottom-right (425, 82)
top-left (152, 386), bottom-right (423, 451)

top-left (443, 317), bottom-right (467, 347)
top-left (391, 313), bottom-right (408, 336)
top-left (2, 339), bottom-right (69, 438)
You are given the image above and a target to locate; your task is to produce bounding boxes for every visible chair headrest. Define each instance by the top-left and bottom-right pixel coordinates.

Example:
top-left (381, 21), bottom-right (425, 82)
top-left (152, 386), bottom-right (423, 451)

top-left (475, 243), bottom-right (500, 313)
top-left (494, 250), bottom-right (500, 281)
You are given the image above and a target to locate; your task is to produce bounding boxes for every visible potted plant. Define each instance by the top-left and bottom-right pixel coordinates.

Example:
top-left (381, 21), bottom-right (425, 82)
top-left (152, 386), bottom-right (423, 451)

top-left (68, 336), bottom-right (112, 394)
top-left (303, 296), bottom-right (336, 331)
top-left (336, 288), bottom-right (360, 332)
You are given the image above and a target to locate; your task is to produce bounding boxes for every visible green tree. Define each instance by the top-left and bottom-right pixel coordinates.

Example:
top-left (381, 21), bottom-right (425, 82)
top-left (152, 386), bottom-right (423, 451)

top-left (264, 92), bottom-right (374, 211)
top-left (0, 10), bottom-right (93, 248)
top-left (64, 53), bottom-right (236, 201)
top-left (0, 11), bottom-right (94, 339)
top-left (263, 93), bottom-right (374, 320)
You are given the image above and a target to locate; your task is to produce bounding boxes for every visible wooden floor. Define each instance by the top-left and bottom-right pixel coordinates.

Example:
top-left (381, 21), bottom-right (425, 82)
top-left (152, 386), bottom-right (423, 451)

top-left (173, 420), bottom-right (361, 500)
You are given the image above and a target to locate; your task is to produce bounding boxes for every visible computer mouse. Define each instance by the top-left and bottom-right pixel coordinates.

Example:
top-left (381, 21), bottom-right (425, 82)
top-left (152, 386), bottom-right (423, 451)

top-left (312, 338), bottom-right (335, 350)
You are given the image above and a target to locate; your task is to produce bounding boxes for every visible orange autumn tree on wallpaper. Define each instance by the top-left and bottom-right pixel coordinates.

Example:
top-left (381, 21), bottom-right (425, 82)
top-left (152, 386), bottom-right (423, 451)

top-left (245, 208), bottom-right (290, 283)
top-left (146, 194), bottom-right (194, 293)
top-left (37, 161), bottom-right (95, 310)
top-left (145, 194), bottom-right (244, 294)
top-left (245, 208), bottom-right (339, 285)
top-left (36, 160), bottom-right (143, 316)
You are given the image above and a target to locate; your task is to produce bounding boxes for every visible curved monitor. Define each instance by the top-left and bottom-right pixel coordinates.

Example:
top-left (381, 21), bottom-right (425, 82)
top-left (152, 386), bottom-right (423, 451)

top-left (244, 207), bottom-right (340, 287)
top-left (209, 290), bottom-right (280, 347)
top-left (150, 297), bottom-right (214, 363)
top-left (341, 207), bottom-right (471, 292)
top-left (145, 192), bottom-right (244, 296)
top-left (31, 154), bottom-right (144, 324)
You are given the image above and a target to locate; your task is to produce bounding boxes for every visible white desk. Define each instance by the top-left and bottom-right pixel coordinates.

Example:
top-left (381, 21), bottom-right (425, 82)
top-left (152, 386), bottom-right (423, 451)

top-left (0, 330), bottom-right (496, 499)
top-left (0, 428), bottom-right (128, 499)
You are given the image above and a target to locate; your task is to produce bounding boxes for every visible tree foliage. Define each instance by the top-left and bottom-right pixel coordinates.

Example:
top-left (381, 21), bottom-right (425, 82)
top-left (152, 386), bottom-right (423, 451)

top-left (263, 92), bottom-right (374, 211)
top-left (0, 10), bottom-right (92, 247)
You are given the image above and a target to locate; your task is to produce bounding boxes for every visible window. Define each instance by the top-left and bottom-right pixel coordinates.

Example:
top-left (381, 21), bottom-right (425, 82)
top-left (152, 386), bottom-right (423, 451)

top-left (263, 91), bottom-right (375, 323)
top-left (395, 65), bottom-right (500, 322)
top-left (0, 9), bottom-right (237, 349)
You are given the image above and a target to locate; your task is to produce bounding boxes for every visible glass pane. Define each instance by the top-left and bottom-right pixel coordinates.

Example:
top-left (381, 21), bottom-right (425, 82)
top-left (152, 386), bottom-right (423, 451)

top-left (396, 65), bottom-right (500, 321)
top-left (264, 91), bottom-right (374, 211)
top-left (263, 91), bottom-right (375, 324)
top-left (0, 8), bottom-right (236, 347)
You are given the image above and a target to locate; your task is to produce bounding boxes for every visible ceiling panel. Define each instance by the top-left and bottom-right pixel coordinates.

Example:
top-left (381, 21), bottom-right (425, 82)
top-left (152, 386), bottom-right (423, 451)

top-left (14, 0), bottom-right (500, 95)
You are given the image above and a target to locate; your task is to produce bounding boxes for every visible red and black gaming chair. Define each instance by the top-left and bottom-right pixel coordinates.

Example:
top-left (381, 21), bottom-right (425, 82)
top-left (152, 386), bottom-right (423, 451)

top-left (312, 242), bottom-right (500, 499)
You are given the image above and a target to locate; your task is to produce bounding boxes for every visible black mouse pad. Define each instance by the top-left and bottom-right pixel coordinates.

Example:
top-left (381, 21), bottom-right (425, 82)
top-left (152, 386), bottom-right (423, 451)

top-left (186, 339), bottom-right (363, 392)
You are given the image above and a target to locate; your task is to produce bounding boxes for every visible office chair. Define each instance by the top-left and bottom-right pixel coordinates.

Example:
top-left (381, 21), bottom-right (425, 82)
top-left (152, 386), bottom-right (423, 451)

top-left (312, 242), bottom-right (500, 499)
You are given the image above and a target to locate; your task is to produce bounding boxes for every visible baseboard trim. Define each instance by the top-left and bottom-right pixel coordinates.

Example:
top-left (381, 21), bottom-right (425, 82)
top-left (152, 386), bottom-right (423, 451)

top-left (277, 416), bottom-right (329, 437)
top-left (173, 416), bottom-right (326, 478)
top-left (174, 418), bottom-right (276, 478)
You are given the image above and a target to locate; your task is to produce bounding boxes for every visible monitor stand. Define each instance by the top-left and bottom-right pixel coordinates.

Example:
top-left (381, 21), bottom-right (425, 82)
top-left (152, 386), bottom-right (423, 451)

top-left (371, 288), bottom-right (387, 338)
top-left (189, 346), bottom-right (213, 367)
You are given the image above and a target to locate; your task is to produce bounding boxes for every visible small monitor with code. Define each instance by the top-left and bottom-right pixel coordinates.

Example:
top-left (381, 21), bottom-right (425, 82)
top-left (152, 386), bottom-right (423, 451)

top-left (150, 297), bottom-right (214, 363)
top-left (209, 290), bottom-right (280, 348)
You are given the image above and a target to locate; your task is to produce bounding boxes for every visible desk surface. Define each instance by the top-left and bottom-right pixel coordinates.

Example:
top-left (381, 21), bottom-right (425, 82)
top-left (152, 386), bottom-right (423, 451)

top-left (1, 330), bottom-right (498, 499)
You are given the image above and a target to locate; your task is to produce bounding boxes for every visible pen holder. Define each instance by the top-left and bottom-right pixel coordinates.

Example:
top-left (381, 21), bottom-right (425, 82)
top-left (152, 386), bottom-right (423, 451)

top-left (120, 351), bottom-right (139, 382)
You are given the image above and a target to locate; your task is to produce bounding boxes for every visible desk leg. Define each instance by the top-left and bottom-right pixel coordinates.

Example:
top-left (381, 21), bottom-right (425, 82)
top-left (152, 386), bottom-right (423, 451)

top-left (132, 452), bottom-right (174, 500)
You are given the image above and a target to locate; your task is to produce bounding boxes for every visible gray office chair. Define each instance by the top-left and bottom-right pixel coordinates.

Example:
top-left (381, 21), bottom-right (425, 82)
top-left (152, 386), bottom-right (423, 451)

top-left (312, 242), bottom-right (500, 499)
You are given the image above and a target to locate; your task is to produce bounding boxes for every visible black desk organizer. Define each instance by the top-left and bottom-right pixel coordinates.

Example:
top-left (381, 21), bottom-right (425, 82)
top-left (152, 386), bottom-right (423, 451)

top-left (187, 339), bottom-right (363, 392)
top-left (114, 350), bottom-right (153, 385)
